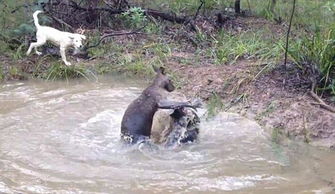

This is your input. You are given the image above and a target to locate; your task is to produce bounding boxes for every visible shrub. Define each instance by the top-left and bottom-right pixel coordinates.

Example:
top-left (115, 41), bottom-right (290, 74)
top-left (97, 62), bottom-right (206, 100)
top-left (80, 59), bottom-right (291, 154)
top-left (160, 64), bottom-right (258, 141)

top-left (122, 7), bottom-right (147, 28)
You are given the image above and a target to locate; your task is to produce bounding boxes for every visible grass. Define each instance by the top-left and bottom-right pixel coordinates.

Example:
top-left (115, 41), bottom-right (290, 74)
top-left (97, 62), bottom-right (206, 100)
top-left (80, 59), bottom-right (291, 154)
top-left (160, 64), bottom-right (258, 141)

top-left (255, 101), bottom-right (278, 121)
top-left (37, 62), bottom-right (96, 81)
top-left (247, 0), bottom-right (335, 93)
top-left (245, 0), bottom-right (334, 29)
top-left (0, 39), bottom-right (10, 55)
top-left (288, 25), bottom-right (335, 93)
top-left (136, 0), bottom-right (334, 31)
top-left (94, 61), bottom-right (115, 75)
top-left (0, 0), bottom-right (333, 96)
top-left (0, 63), bottom-right (4, 81)
top-left (208, 29), bottom-right (284, 66)
top-left (123, 58), bottom-right (154, 76)
top-left (271, 126), bottom-right (284, 144)
top-left (207, 92), bottom-right (224, 118)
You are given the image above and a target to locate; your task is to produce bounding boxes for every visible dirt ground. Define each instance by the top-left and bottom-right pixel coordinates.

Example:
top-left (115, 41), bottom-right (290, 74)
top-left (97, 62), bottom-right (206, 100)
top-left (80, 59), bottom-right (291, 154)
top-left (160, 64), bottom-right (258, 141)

top-left (166, 54), bottom-right (335, 149)
top-left (163, 16), bottom-right (335, 148)
top-left (1, 16), bottom-right (334, 148)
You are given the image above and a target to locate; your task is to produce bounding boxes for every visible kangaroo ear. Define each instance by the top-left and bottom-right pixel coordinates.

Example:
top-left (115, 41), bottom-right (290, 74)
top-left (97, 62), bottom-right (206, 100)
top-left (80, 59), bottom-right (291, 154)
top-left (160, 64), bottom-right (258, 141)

top-left (160, 67), bottom-right (166, 75)
top-left (153, 66), bottom-right (166, 75)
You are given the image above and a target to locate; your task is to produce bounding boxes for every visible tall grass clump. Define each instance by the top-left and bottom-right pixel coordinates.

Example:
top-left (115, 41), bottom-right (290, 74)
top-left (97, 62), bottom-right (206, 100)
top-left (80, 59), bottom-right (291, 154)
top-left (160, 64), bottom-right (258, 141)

top-left (246, 0), bottom-right (334, 30)
top-left (44, 63), bottom-right (95, 81)
top-left (207, 92), bottom-right (224, 118)
top-left (288, 26), bottom-right (335, 94)
top-left (211, 30), bottom-right (274, 65)
top-left (0, 63), bottom-right (4, 81)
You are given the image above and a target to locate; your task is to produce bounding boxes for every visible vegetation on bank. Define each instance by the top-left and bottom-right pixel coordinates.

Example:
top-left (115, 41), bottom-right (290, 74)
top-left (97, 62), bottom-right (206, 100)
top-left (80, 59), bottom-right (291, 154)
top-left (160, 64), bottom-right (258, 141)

top-left (0, 0), bottom-right (334, 97)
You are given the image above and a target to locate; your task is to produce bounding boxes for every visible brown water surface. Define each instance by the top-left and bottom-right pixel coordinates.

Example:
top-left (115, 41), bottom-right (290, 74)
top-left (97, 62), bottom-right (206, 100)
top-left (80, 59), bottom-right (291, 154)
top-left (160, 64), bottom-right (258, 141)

top-left (0, 77), bottom-right (334, 193)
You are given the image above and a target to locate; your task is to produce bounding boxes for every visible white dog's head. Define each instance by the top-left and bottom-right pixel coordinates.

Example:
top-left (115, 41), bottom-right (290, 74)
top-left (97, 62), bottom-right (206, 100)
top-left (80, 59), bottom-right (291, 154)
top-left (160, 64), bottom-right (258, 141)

top-left (69, 34), bottom-right (86, 49)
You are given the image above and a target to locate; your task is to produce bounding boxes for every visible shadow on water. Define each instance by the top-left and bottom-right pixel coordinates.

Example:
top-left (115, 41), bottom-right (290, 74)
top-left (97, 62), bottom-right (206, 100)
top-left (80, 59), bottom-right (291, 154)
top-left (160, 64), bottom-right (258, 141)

top-left (0, 77), bottom-right (334, 193)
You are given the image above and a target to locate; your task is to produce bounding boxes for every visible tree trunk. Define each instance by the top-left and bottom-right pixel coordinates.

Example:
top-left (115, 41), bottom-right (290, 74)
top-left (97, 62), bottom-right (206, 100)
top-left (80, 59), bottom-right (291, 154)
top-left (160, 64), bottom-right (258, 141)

top-left (235, 0), bottom-right (241, 14)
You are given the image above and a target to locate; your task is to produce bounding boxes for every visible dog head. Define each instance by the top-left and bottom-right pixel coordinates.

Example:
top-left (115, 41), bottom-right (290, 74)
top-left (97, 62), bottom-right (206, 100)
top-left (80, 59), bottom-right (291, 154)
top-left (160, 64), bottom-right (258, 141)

top-left (70, 34), bottom-right (86, 49)
top-left (153, 66), bottom-right (175, 92)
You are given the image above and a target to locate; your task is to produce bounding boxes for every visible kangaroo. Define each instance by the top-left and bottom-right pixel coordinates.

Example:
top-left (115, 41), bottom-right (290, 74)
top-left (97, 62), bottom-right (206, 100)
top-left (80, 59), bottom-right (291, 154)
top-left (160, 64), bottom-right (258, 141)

top-left (121, 67), bottom-right (175, 143)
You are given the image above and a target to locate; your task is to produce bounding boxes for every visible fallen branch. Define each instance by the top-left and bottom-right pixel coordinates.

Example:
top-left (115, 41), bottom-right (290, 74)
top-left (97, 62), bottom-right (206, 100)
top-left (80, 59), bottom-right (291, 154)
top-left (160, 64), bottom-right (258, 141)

top-left (145, 9), bottom-right (188, 24)
top-left (85, 25), bottom-right (146, 50)
top-left (68, 0), bottom-right (123, 14)
top-left (12, 0), bottom-right (190, 27)
top-left (11, 0), bottom-right (65, 13)
top-left (49, 15), bottom-right (74, 32)
top-left (67, 0), bottom-right (188, 24)
top-left (308, 91), bottom-right (335, 113)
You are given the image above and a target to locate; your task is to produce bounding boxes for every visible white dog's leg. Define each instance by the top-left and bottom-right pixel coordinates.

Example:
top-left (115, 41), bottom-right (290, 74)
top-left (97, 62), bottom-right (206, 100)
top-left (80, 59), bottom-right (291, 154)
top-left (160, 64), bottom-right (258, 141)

top-left (26, 38), bottom-right (46, 56)
top-left (60, 46), bottom-right (71, 66)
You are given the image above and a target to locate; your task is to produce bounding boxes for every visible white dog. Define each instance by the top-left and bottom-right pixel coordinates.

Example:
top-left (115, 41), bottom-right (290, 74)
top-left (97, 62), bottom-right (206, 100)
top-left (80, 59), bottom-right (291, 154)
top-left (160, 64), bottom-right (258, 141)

top-left (26, 10), bottom-right (86, 66)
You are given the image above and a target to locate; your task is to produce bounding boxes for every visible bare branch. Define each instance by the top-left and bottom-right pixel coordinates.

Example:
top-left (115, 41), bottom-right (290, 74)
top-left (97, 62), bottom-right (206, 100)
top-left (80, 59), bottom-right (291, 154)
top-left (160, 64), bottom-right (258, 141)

top-left (309, 91), bottom-right (335, 113)
top-left (49, 15), bottom-right (74, 32)
top-left (193, 0), bottom-right (205, 20)
top-left (284, 0), bottom-right (296, 66)
top-left (85, 25), bottom-right (146, 50)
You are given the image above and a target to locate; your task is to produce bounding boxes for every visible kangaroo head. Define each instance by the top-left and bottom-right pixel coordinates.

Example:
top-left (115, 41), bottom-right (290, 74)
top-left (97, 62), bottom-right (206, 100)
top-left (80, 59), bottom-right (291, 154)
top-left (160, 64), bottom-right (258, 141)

top-left (153, 66), bottom-right (175, 92)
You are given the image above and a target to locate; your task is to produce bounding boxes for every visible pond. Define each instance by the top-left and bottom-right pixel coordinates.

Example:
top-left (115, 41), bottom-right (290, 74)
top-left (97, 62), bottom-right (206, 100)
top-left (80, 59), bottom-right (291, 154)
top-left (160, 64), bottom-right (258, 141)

top-left (0, 77), bottom-right (334, 193)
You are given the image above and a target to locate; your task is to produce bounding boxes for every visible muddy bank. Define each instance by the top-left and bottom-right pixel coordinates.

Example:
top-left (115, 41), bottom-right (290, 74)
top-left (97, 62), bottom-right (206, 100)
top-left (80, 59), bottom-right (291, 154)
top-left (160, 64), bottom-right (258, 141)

top-left (2, 53), bottom-right (334, 149)
top-left (166, 56), bottom-right (335, 149)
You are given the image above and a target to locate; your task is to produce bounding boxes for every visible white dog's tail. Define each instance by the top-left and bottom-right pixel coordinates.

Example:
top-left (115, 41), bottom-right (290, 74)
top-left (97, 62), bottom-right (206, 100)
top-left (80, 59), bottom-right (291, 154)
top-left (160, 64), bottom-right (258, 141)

top-left (33, 10), bottom-right (43, 29)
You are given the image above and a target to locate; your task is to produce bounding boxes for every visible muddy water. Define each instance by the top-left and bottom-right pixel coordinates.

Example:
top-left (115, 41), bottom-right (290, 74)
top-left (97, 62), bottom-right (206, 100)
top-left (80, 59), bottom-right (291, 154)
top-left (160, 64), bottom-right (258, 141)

top-left (0, 77), bottom-right (334, 194)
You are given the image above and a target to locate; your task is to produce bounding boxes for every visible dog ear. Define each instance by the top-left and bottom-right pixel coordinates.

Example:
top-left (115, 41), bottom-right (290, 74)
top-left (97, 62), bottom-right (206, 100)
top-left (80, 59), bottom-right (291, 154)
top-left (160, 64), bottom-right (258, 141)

top-left (79, 35), bottom-right (86, 40)
top-left (69, 34), bottom-right (86, 40)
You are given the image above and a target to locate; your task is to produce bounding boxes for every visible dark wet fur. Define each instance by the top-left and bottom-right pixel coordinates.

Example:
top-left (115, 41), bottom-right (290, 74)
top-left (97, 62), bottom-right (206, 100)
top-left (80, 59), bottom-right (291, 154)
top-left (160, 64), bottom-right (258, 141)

top-left (121, 67), bottom-right (175, 143)
top-left (165, 108), bottom-right (200, 147)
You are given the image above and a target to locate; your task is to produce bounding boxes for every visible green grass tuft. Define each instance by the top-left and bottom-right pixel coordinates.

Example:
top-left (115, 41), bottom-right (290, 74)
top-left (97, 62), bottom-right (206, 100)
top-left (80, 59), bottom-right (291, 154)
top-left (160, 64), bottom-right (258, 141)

top-left (288, 26), bottom-right (335, 92)
top-left (210, 30), bottom-right (280, 65)
top-left (45, 62), bottom-right (95, 81)
top-left (207, 92), bottom-right (224, 118)
top-left (0, 63), bottom-right (4, 81)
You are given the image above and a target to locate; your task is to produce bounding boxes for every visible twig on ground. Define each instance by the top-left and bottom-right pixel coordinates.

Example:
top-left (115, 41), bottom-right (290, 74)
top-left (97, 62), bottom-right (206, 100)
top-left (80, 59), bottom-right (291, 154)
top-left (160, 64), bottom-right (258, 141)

top-left (308, 91), bottom-right (335, 113)
top-left (145, 9), bottom-right (187, 24)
